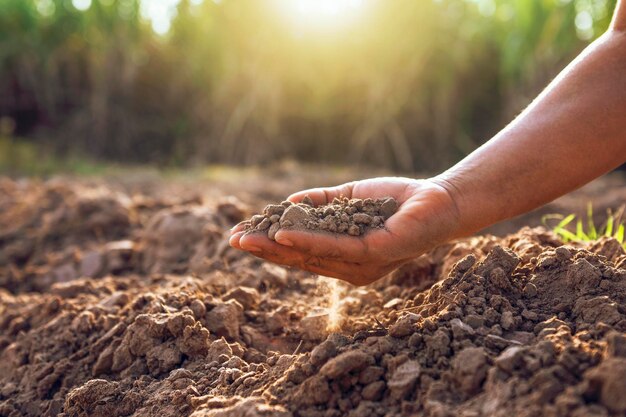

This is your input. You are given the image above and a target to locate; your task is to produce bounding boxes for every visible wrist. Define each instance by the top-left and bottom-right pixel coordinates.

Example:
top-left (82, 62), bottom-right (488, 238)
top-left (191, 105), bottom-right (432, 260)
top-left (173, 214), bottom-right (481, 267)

top-left (427, 175), bottom-right (466, 241)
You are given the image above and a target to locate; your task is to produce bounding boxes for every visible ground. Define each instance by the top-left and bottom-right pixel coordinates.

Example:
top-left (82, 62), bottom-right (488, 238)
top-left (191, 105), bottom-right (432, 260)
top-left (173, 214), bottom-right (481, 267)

top-left (1, 167), bottom-right (626, 417)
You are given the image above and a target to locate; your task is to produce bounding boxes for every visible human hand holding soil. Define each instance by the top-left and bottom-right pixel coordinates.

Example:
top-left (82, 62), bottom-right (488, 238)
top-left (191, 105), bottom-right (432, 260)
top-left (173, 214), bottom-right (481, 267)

top-left (231, 11), bottom-right (626, 284)
top-left (229, 177), bottom-right (459, 285)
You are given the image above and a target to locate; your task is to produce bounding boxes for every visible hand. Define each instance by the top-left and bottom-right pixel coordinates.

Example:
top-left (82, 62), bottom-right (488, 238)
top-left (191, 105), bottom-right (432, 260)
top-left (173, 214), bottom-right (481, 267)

top-left (229, 177), bottom-right (460, 285)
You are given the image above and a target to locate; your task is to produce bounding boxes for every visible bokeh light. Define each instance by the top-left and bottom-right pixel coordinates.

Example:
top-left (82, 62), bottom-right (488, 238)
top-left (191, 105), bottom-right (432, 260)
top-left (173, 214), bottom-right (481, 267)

top-left (271, 0), bottom-right (368, 33)
top-left (72, 0), bottom-right (91, 11)
top-left (140, 0), bottom-right (181, 34)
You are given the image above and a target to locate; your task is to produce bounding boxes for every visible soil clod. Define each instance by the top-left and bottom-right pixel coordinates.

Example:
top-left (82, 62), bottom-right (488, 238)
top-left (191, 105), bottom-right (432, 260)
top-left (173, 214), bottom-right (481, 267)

top-left (244, 196), bottom-right (398, 239)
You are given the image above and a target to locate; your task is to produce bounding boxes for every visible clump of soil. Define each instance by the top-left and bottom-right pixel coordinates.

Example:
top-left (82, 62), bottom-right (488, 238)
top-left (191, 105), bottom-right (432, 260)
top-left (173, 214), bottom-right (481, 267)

top-left (243, 196), bottom-right (398, 239)
top-left (0, 180), bottom-right (247, 293)
top-left (1, 177), bottom-right (626, 417)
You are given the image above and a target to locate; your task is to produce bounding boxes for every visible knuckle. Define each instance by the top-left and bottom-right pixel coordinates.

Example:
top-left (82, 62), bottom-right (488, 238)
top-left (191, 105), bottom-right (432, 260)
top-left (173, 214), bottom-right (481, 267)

top-left (304, 256), bottom-right (322, 268)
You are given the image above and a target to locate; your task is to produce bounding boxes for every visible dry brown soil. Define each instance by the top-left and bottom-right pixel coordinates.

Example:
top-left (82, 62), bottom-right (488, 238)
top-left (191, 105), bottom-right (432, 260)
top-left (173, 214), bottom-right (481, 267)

top-left (243, 197), bottom-right (397, 239)
top-left (1, 172), bottom-right (626, 417)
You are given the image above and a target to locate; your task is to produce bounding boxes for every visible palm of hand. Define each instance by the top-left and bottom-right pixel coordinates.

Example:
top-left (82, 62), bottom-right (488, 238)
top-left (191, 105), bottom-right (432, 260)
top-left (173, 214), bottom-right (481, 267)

top-left (229, 177), bottom-right (457, 285)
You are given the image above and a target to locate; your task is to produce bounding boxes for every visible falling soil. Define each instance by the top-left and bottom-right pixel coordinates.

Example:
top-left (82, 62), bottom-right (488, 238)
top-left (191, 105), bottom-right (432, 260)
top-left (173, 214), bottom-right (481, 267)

top-left (243, 196), bottom-right (398, 239)
top-left (1, 178), bottom-right (626, 417)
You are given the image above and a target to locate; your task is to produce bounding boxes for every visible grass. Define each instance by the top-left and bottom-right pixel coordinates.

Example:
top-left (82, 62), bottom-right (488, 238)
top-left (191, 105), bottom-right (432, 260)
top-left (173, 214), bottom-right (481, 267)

top-left (0, 136), bottom-right (112, 177)
top-left (542, 203), bottom-right (626, 249)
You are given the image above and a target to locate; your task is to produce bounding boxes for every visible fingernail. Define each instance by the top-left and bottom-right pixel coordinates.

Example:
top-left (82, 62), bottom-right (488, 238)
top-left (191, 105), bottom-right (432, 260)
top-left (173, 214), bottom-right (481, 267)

top-left (276, 237), bottom-right (293, 247)
top-left (244, 245), bottom-right (262, 252)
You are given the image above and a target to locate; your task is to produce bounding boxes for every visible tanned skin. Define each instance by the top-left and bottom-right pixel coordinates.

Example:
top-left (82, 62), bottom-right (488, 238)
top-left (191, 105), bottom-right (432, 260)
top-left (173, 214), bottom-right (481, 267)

top-left (230, 1), bottom-right (626, 286)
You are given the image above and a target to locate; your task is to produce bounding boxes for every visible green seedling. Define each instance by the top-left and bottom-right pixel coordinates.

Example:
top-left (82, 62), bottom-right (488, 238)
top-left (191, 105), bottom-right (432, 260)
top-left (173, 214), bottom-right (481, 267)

top-left (542, 203), bottom-right (625, 249)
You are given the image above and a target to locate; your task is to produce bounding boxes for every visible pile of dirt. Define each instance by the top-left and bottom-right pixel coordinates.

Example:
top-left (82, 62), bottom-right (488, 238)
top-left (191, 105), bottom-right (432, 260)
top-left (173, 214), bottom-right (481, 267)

top-left (244, 196), bottom-right (398, 239)
top-left (0, 179), bottom-right (247, 293)
top-left (1, 178), bottom-right (626, 417)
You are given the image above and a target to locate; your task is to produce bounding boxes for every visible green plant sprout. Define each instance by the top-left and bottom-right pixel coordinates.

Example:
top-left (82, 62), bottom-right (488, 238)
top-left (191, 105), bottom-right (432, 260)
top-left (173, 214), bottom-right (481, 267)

top-left (542, 203), bottom-right (625, 249)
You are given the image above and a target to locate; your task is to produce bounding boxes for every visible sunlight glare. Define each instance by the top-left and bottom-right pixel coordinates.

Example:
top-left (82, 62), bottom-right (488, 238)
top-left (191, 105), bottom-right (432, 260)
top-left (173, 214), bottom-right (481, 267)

top-left (141, 0), bottom-right (180, 35)
top-left (274, 0), bottom-right (367, 33)
top-left (72, 0), bottom-right (92, 11)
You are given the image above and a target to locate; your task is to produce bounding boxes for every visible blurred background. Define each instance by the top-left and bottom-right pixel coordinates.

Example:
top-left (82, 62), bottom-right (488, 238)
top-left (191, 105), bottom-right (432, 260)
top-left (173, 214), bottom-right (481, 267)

top-left (0, 0), bottom-right (618, 175)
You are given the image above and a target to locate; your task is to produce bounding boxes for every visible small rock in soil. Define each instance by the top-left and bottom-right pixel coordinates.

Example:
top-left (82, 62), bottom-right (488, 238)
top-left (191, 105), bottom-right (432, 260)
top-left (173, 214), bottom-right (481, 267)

top-left (319, 350), bottom-right (374, 379)
top-left (387, 360), bottom-right (421, 400)
top-left (206, 301), bottom-right (242, 339)
top-left (452, 347), bottom-right (489, 395)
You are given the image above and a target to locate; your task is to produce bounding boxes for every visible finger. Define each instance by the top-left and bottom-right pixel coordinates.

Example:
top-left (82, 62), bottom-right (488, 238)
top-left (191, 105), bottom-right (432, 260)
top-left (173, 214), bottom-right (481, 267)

top-left (228, 231), bottom-right (246, 249)
top-left (239, 231), bottom-right (288, 253)
top-left (239, 233), bottom-right (357, 275)
top-left (248, 247), bottom-right (378, 285)
top-left (273, 229), bottom-right (373, 261)
top-left (242, 232), bottom-right (406, 285)
top-left (287, 182), bottom-right (355, 205)
top-left (238, 233), bottom-right (374, 280)
top-left (249, 250), bottom-right (347, 280)
top-left (230, 221), bottom-right (249, 234)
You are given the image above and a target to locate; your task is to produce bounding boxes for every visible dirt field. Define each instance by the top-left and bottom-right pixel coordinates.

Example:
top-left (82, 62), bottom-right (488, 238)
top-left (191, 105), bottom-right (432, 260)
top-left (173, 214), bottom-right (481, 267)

top-left (1, 169), bottom-right (626, 417)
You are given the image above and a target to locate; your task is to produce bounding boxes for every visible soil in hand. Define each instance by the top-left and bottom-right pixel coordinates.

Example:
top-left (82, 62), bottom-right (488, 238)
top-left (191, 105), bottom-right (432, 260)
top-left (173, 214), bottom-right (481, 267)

top-left (243, 195), bottom-right (398, 239)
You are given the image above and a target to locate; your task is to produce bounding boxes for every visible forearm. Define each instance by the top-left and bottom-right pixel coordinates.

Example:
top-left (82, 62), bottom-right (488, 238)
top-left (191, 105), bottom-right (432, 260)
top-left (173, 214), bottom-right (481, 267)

top-left (434, 29), bottom-right (626, 237)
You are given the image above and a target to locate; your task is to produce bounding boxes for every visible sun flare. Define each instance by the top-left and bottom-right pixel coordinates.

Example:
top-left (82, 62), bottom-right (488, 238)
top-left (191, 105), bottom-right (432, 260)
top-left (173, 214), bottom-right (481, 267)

top-left (273, 0), bottom-right (367, 33)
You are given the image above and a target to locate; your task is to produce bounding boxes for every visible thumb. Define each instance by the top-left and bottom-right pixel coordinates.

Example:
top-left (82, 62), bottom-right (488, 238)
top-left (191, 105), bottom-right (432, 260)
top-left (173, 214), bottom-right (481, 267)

top-left (287, 182), bottom-right (356, 205)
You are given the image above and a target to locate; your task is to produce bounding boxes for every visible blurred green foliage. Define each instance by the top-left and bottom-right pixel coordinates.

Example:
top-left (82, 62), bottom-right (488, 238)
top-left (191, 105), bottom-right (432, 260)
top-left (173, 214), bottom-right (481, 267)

top-left (0, 0), bottom-right (616, 172)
